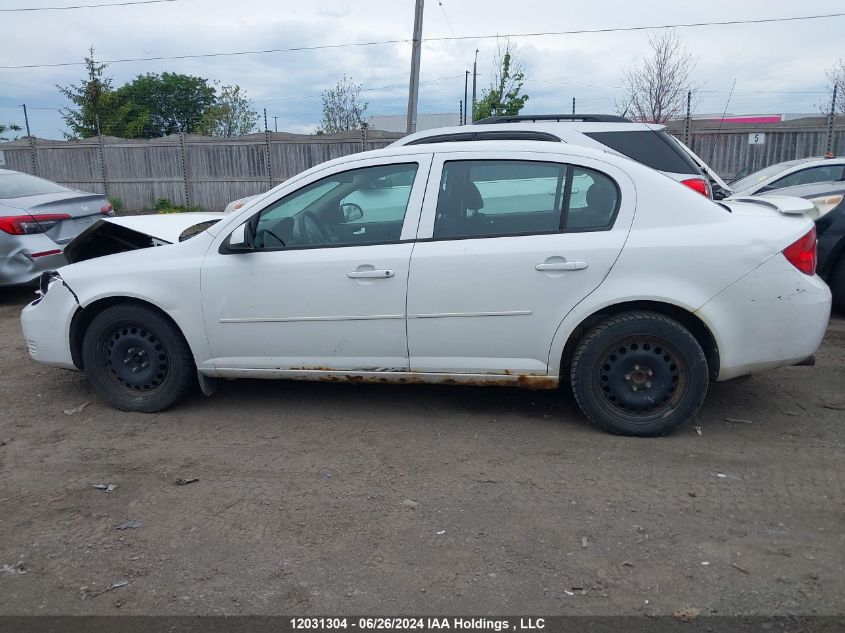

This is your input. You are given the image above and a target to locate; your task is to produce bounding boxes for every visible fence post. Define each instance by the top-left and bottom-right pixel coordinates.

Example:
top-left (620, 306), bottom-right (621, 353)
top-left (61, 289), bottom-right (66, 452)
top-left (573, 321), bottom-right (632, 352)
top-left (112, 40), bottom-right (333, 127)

top-left (95, 115), bottom-right (110, 200)
top-left (826, 84), bottom-right (838, 156)
top-left (265, 129), bottom-right (273, 189)
top-left (21, 103), bottom-right (38, 176)
top-left (179, 132), bottom-right (191, 207)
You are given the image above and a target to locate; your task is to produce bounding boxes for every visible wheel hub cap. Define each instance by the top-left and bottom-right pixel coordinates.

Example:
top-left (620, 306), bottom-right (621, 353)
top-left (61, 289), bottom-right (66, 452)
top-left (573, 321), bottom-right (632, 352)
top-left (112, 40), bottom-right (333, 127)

top-left (103, 326), bottom-right (169, 392)
top-left (599, 340), bottom-right (682, 415)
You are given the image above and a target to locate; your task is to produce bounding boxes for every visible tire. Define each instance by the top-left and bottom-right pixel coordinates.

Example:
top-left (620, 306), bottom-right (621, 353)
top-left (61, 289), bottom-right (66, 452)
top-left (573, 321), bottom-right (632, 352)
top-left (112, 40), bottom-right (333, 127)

top-left (830, 256), bottom-right (845, 315)
top-left (81, 303), bottom-right (195, 412)
top-left (570, 311), bottom-right (709, 437)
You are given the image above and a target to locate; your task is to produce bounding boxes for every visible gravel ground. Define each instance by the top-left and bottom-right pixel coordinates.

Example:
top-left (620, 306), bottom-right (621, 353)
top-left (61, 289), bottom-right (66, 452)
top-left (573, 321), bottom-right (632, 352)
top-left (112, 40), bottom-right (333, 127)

top-left (0, 286), bottom-right (843, 616)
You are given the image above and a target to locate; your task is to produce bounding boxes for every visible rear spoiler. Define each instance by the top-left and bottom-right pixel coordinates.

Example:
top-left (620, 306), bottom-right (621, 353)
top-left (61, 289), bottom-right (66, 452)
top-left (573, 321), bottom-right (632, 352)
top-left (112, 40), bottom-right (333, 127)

top-left (726, 196), bottom-right (815, 215)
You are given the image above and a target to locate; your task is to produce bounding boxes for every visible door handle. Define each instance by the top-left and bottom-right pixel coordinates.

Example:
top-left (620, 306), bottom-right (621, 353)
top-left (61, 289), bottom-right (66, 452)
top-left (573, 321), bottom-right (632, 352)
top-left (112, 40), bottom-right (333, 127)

top-left (352, 227), bottom-right (366, 235)
top-left (535, 261), bottom-right (588, 271)
top-left (347, 269), bottom-right (395, 279)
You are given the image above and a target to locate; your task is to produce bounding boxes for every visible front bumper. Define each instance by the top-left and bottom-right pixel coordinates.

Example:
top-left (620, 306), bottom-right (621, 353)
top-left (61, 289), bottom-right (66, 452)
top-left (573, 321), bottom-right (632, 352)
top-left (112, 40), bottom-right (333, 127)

top-left (20, 277), bottom-right (80, 370)
top-left (697, 254), bottom-right (832, 381)
top-left (0, 232), bottom-right (68, 286)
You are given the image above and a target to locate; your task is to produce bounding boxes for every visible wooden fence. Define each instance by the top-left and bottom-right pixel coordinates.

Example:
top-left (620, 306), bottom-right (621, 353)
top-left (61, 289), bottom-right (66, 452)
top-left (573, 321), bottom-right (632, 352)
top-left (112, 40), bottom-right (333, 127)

top-left (0, 130), bottom-right (402, 212)
top-left (0, 119), bottom-right (842, 211)
top-left (666, 117), bottom-right (844, 180)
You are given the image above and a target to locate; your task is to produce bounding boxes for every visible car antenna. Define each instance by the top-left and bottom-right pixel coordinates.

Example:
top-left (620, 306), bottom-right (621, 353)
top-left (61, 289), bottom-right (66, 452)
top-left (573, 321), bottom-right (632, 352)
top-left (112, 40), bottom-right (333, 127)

top-left (708, 78), bottom-right (736, 166)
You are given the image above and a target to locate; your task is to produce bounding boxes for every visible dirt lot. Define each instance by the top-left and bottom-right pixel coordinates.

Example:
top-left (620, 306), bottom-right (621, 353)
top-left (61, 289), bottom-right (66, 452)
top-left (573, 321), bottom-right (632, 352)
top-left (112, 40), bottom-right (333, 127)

top-left (0, 286), bottom-right (843, 616)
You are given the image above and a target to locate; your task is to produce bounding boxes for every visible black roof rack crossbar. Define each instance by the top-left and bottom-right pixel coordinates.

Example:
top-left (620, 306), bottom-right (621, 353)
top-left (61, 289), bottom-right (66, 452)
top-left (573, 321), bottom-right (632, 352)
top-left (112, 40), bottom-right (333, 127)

top-left (474, 114), bottom-right (632, 124)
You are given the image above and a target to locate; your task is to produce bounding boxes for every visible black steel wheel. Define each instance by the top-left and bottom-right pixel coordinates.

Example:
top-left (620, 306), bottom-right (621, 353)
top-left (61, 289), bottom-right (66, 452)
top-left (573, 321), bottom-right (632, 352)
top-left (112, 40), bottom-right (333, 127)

top-left (570, 311), bottom-right (709, 436)
top-left (82, 303), bottom-right (195, 412)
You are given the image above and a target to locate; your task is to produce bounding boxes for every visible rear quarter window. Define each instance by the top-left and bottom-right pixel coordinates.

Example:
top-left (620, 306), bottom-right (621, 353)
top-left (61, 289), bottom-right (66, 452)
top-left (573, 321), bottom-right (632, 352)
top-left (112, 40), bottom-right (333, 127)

top-left (585, 130), bottom-right (699, 174)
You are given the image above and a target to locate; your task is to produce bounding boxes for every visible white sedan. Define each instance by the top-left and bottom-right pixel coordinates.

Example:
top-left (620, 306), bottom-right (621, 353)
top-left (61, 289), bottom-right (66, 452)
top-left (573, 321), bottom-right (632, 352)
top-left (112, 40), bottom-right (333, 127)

top-left (21, 141), bottom-right (831, 436)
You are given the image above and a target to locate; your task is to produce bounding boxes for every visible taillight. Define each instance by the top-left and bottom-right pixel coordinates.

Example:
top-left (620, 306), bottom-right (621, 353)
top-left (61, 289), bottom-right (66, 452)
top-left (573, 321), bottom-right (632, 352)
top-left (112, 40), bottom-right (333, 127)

top-left (782, 227), bottom-right (817, 276)
top-left (100, 203), bottom-right (114, 215)
top-left (0, 213), bottom-right (71, 235)
top-left (681, 177), bottom-right (711, 198)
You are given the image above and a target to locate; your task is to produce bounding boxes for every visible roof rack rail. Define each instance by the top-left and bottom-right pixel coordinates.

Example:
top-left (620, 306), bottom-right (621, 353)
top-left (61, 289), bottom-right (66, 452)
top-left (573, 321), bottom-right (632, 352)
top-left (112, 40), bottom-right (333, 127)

top-left (474, 114), bottom-right (632, 124)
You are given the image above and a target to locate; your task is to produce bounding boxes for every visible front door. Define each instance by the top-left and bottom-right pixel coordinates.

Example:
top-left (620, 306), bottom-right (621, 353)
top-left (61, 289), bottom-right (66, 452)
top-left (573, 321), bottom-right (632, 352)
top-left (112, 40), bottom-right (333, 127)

top-left (406, 151), bottom-right (635, 376)
top-left (201, 157), bottom-right (431, 374)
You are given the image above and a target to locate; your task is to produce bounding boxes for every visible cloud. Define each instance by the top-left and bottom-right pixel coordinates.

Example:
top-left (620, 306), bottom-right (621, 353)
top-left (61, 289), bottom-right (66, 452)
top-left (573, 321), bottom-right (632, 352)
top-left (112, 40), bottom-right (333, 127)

top-left (0, 0), bottom-right (841, 137)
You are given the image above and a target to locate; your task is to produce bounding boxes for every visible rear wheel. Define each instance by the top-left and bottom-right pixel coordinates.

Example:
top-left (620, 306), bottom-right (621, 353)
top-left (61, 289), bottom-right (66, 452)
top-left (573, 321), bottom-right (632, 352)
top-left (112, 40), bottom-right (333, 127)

top-left (570, 311), bottom-right (709, 436)
top-left (81, 303), bottom-right (195, 412)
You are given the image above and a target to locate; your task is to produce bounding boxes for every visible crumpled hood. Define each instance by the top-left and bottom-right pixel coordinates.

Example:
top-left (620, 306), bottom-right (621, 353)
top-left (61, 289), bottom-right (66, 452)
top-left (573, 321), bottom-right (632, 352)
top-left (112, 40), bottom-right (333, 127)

top-left (64, 212), bottom-right (224, 264)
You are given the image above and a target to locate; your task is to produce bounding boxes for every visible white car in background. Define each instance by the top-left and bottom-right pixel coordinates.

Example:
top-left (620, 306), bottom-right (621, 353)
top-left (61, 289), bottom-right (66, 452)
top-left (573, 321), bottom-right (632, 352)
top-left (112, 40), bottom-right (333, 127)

top-left (729, 156), bottom-right (845, 197)
top-left (21, 141), bottom-right (830, 436)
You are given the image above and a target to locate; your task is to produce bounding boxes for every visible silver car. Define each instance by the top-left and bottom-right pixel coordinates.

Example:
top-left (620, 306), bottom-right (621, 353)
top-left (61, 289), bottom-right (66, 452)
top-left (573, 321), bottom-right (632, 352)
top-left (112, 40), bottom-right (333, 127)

top-left (729, 156), bottom-right (845, 197)
top-left (0, 169), bottom-right (113, 286)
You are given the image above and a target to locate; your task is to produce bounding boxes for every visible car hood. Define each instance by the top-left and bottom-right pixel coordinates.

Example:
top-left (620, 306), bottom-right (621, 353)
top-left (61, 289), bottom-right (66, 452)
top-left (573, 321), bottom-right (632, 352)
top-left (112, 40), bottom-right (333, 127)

top-left (64, 212), bottom-right (224, 264)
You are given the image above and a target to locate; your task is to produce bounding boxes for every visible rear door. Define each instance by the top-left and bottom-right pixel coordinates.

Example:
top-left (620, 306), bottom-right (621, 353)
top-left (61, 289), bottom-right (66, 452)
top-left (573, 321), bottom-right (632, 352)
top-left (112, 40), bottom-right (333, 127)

top-left (406, 150), bottom-right (636, 376)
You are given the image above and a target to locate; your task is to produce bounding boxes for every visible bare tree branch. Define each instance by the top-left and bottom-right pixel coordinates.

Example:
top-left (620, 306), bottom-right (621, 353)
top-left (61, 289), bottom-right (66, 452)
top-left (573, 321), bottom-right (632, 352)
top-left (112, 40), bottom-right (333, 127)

top-left (818, 59), bottom-right (844, 116)
top-left (616, 30), bottom-right (698, 123)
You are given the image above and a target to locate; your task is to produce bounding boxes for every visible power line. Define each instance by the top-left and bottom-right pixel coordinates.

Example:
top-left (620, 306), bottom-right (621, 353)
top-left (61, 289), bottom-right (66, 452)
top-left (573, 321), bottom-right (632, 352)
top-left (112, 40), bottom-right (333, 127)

top-left (437, 0), bottom-right (471, 66)
top-left (2, 12), bottom-right (843, 70)
top-left (0, 39), bottom-right (409, 69)
top-left (0, 0), bottom-right (179, 12)
top-left (424, 12), bottom-right (845, 42)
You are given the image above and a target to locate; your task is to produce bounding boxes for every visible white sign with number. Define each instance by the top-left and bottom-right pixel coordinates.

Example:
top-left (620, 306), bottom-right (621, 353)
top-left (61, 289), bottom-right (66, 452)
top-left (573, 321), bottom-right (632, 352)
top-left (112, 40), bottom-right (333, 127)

top-left (748, 132), bottom-right (766, 145)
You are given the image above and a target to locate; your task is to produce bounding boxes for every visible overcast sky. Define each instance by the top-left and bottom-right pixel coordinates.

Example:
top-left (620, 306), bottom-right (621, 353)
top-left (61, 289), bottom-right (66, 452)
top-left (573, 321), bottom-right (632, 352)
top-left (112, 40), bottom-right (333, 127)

top-left (0, 0), bottom-right (842, 139)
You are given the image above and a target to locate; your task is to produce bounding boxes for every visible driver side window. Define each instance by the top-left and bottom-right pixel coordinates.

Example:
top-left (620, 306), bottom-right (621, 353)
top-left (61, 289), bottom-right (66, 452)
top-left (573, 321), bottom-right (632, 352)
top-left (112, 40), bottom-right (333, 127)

top-left (253, 163), bottom-right (419, 250)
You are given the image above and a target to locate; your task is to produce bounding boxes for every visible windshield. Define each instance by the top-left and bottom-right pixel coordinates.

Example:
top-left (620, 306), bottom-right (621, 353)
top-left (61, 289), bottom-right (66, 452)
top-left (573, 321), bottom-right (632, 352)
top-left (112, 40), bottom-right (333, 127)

top-left (0, 172), bottom-right (71, 198)
top-left (729, 163), bottom-right (793, 191)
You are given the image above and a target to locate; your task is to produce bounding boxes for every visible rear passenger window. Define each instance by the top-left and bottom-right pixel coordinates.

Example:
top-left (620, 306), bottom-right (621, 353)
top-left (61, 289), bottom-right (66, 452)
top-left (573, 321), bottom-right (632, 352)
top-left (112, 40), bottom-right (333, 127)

top-left (585, 130), bottom-right (698, 174)
top-left (433, 160), bottom-right (619, 239)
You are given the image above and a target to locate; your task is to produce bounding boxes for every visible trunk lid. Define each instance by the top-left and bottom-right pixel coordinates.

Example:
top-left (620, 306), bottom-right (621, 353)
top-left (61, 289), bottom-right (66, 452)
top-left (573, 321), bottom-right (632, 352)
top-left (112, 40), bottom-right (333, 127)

top-left (0, 191), bottom-right (110, 244)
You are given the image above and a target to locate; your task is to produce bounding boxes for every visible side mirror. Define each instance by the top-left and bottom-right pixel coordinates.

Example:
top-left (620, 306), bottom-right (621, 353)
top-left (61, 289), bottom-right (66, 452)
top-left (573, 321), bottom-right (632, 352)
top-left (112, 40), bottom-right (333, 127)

top-left (227, 222), bottom-right (252, 251)
top-left (341, 202), bottom-right (364, 222)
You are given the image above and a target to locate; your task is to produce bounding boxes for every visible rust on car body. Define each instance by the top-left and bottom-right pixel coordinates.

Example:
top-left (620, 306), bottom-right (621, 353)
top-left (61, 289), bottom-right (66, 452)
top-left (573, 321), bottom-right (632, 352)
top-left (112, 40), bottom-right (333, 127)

top-left (233, 368), bottom-right (560, 390)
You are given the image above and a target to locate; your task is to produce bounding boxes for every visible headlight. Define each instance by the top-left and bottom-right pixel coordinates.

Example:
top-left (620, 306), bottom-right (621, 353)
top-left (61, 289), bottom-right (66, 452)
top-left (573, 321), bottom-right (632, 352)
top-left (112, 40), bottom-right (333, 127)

top-left (808, 194), bottom-right (843, 219)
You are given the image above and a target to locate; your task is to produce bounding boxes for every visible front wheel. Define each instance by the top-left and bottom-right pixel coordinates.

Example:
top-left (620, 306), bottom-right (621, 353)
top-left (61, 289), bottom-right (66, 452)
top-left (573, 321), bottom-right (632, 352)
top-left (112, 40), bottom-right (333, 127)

top-left (81, 303), bottom-right (195, 412)
top-left (570, 311), bottom-right (709, 436)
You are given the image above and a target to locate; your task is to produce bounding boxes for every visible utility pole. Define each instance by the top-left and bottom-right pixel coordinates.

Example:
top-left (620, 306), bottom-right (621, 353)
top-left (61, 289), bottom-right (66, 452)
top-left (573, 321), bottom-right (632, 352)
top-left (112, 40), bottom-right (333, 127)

top-left (684, 90), bottom-right (692, 146)
top-left (463, 70), bottom-right (469, 125)
top-left (471, 48), bottom-right (478, 122)
top-left (459, 101), bottom-right (463, 126)
top-left (263, 108), bottom-right (268, 132)
top-left (826, 84), bottom-right (838, 156)
top-left (571, 97), bottom-right (575, 116)
top-left (20, 103), bottom-right (38, 176)
top-left (405, 0), bottom-right (425, 134)
top-left (273, 116), bottom-right (278, 133)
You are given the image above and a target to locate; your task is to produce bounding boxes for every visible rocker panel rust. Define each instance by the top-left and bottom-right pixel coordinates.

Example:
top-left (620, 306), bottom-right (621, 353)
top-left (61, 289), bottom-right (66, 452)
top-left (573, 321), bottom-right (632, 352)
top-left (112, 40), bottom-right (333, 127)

top-left (210, 368), bottom-right (560, 390)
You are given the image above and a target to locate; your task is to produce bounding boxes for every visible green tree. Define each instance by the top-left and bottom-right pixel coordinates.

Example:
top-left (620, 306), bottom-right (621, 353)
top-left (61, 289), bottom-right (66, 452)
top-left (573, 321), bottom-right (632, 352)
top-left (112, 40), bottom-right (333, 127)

top-left (0, 122), bottom-right (23, 141)
top-left (57, 47), bottom-right (114, 138)
top-left (197, 84), bottom-right (259, 137)
top-left (473, 41), bottom-right (529, 120)
top-left (57, 48), bottom-right (149, 138)
top-left (318, 75), bottom-right (368, 133)
top-left (116, 72), bottom-right (217, 137)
